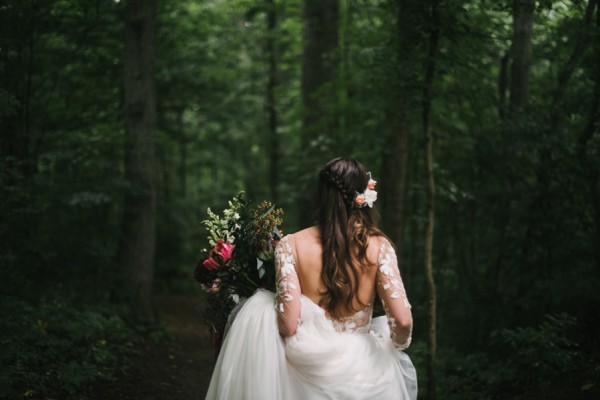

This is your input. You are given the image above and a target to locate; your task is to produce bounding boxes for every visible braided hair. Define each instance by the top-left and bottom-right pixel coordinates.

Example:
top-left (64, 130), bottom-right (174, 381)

top-left (316, 157), bottom-right (384, 318)
top-left (319, 169), bottom-right (355, 208)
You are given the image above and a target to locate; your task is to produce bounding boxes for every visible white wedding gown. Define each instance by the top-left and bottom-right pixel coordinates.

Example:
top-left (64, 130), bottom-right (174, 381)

top-left (206, 237), bottom-right (417, 400)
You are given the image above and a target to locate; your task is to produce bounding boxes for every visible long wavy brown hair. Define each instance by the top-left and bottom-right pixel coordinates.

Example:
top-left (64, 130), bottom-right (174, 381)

top-left (316, 157), bottom-right (384, 318)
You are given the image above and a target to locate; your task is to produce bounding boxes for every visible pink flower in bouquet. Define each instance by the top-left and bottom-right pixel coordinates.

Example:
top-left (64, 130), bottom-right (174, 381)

top-left (215, 240), bottom-right (235, 262)
top-left (202, 257), bottom-right (220, 270)
top-left (202, 240), bottom-right (235, 270)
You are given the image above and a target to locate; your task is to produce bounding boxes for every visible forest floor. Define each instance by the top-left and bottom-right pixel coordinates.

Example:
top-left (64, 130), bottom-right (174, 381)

top-left (93, 294), bottom-right (214, 400)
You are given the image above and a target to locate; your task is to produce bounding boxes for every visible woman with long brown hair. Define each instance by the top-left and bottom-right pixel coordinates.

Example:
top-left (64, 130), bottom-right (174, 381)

top-left (207, 157), bottom-right (417, 400)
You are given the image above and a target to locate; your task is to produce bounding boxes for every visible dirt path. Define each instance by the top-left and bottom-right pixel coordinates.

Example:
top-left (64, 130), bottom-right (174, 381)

top-left (94, 294), bottom-right (215, 400)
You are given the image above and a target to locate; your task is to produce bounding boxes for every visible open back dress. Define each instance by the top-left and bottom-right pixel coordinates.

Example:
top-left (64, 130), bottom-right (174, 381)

top-left (205, 235), bottom-right (417, 400)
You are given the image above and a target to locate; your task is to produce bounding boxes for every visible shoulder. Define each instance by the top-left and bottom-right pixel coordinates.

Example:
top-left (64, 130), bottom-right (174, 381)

top-left (293, 226), bottom-right (319, 239)
top-left (276, 234), bottom-right (292, 250)
top-left (367, 235), bottom-right (395, 264)
top-left (276, 231), bottom-right (296, 250)
top-left (276, 229), bottom-right (313, 254)
top-left (286, 226), bottom-right (319, 248)
top-left (275, 235), bottom-right (296, 265)
top-left (367, 234), bottom-right (392, 250)
top-left (375, 235), bottom-right (393, 249)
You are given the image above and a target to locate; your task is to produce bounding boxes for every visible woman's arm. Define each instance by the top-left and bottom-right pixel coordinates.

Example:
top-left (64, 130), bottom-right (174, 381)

top-left (274, 236), bottom-right (301, 336)
top-left (376, 238), bottom-right (413, 349)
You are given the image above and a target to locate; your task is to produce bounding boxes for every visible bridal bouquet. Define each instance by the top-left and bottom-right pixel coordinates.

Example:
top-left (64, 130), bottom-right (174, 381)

top-left (193, 192), bottom-right (284, 343)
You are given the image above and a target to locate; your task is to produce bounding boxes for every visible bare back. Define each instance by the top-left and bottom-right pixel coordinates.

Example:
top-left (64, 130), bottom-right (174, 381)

top-left (288, 226), bottom-right (380, 319)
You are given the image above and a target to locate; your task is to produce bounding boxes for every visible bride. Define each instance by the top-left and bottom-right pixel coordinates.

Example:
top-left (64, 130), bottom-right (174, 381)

top-left (206, 157), bottom-right (417, 400)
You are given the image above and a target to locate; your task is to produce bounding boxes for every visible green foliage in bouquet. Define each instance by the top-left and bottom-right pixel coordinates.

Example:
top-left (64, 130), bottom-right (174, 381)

top-left (193, 192), bottom-right (284, 333)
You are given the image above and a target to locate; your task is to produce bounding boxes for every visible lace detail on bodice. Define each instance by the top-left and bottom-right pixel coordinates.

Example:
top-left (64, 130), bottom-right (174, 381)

top-left (275, 235), bottom-right (412, 344)
top-left (328, 305), bottom-right (373, 333)
top-left (275, 236), bottom-right (373, 334)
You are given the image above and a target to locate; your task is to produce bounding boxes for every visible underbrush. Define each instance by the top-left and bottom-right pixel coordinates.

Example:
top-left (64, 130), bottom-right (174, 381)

top-left (0, 294), bottom-right (140, 400)
top-left (433, 313), bottom-right (600, 400)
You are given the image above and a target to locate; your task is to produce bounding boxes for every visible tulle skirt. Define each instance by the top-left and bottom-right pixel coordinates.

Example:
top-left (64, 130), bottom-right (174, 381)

top-left (205, 290), bottom-right (417, 400)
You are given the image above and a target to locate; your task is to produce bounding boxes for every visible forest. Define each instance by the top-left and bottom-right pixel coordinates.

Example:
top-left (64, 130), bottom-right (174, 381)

top-left (1, 0), bottom-right (599, 399)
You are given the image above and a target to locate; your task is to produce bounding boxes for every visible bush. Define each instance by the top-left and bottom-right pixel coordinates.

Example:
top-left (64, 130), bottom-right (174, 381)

top-left (495, 313), bottom-right (595, 399)
top-left (0, 295), bottom-right (134, 400)
top-left (435, 313), bottom-right (599, 400)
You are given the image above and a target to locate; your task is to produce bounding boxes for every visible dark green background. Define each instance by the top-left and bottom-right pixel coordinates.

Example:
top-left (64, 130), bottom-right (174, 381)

top-left (1, 0), bottom-right (599, 399)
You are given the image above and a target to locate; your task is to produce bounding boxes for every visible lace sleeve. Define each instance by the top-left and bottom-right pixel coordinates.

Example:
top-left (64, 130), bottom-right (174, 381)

top-left (376, 238), bottom-right (413, 350)
top-left (275, 236), bottom-right (301, 336)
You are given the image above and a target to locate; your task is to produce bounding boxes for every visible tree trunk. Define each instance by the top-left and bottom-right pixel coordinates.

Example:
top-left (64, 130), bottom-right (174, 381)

top-left (0, 1), bottom-right (37, 178)
top-left (492, 0), bottom-right (536, 296)
top-left (301, 0), bottom-right (339, 142)
top-left (381, 0), bottom-right (425, 257)
top-left (508, 0), bottom-right (535, 115)
top-left (266, 0), bottom-right (279, 204)
top-left (578, 2), bottom-right (600, 267)
top-left (120, 0), bottom-right (157, 318)
top-left (177, 108), bottom-right (187, 198)
top-left (498, 53), bottom-right (510, 121)
top-left (383, 101), bottom-right (410, 259)
top-left (298, 0), bottom-right (339, 225)
top-left (551, 0), bottom-right (597, 128)
top-left (423, 2), bottom-right (440, 399)
top-left (509, 0), bottom-right (535, 114)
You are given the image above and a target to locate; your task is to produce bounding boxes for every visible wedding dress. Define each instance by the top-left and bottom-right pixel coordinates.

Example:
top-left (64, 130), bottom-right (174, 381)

top-left (205, 236), bottom-right (417, 400)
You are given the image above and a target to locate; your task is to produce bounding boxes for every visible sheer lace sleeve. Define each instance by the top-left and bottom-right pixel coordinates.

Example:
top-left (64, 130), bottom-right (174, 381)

top-left (275, 236), bottom-right (301, 337)
top-left (376, 238), bottom-right (413, 350)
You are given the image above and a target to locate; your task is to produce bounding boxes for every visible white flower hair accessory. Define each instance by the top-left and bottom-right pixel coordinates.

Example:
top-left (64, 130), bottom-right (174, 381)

top-left (354, 172), bottom-right (377, 208)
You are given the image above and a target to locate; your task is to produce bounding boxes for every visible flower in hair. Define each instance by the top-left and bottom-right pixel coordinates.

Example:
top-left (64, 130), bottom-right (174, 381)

top-left (368, 177), bottom-right (377, 190)
top-left (355, 173), bottom-right (378, 208)
top-left (355, 194), bottom-right (366, 206)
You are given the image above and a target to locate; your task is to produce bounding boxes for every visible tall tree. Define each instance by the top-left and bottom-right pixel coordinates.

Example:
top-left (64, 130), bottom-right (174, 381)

top-left (551, 0), bottom-right (597, 124)
top-left (578, 1), bottom-right (600, 266)
top-left (298, 0), bottom-right (340, 224)
top-left (382, 0), bottom-right (426, 259)
top-left (422, 1), bottom-right (440, 399)
top-left (120, 0), bottom-right (157, 317)
top-left (509, 0), bottom-right (535, 115)
top-left (301, 0), bottom-right (339, 142)
top-left (0, 0), bottom-right (39, 178)
top-left (490, 0), bottom-right (536, 293)
top-left (266, 0), bottom-right (279, 204)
